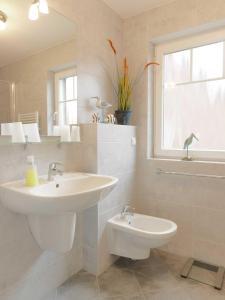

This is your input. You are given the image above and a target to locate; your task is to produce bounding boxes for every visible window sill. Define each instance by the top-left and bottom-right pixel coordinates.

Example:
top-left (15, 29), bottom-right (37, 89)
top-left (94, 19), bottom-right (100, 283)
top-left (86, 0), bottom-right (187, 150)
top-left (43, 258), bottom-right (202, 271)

top-left (148, 157), bottom-right (225, 167)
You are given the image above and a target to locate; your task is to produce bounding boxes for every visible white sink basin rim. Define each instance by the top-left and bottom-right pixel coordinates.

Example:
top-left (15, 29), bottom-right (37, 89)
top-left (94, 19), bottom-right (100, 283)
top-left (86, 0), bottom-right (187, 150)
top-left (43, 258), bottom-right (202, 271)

top-left (0, 172), bottom-right (118, 253)
top-left (0, 172), bottom-right (118, 214)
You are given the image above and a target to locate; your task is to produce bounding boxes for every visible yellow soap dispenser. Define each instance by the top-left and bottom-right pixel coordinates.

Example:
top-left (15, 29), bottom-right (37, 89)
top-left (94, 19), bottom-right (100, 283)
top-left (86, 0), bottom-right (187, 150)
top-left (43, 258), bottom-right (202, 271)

top-left (25, 155), bottom-right (39, 187)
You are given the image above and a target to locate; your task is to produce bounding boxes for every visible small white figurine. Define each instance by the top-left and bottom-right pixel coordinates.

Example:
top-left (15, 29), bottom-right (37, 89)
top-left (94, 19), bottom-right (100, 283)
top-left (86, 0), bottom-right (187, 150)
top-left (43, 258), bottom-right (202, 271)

top-left (91, 96), bottom-right (112, 123)
top-left (183, 133), bottom-right (199, 161)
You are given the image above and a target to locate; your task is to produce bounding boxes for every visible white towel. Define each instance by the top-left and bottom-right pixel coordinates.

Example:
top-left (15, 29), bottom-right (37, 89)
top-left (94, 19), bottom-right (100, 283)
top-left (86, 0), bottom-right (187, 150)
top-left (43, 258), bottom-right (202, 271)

top-left (53, 125), bottom-right (72, 142)
top-left (23, 123), bottom-right (41, 143)
top-left (53, 126), bottom-right (61, 136)
top-left (71, 125), bottom-right (80, 142)
top-left (2, 122), bottom-right (26, 143)
top-left (1, 123), bottom-right (12, 136)
top-left (60, 125), bottom-right (71, 142)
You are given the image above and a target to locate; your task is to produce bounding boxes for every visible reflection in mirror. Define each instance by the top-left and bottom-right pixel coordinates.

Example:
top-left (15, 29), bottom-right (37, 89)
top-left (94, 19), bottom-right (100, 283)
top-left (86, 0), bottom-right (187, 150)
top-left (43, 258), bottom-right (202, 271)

top-left (0, 0), bottom-right (77, 143)
top-left (0, 80), bottom-right (13, 123)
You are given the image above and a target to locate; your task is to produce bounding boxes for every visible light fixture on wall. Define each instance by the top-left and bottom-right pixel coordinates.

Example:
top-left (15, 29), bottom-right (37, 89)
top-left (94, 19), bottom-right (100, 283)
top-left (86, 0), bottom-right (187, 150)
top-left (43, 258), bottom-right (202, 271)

top-left (28, 0), bottom-right (49, 21)
top-left (0, 10), bottom-right (7, 31)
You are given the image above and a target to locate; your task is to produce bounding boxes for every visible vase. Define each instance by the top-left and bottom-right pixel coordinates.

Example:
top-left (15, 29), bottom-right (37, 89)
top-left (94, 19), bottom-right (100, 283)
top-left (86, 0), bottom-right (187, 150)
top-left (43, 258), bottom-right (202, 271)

top-left (115, 110), bottom-right (132, 125)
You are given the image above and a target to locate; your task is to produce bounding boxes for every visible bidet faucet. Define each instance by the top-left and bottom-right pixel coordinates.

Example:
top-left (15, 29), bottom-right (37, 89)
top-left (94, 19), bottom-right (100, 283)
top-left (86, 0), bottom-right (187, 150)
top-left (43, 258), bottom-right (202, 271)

top-left (48, 162), bottom-right (63, 181)
top-left (121, 205), bottom-right (135, 218)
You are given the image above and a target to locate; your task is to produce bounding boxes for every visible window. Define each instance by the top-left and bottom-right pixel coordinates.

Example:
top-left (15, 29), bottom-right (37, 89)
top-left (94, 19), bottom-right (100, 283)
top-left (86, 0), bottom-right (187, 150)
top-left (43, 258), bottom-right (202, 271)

top-left (54, 68), bottom-right (77, 126)
top-left (154, 28), bottom-right (225, 160)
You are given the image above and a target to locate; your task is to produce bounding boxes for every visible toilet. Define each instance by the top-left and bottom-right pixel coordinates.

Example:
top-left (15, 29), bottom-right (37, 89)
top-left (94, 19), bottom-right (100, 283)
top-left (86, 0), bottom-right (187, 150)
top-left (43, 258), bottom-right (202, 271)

top-left (107, 213), bottom-right (177, 260)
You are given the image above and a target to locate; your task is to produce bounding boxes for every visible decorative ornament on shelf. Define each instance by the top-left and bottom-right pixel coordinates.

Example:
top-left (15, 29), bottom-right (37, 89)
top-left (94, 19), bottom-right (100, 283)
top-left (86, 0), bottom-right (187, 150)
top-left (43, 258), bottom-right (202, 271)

top-left (92, 113), bottom-right (101, 124)
top-left (107, 39), bottom-right (159, 125)
top-left (105, 114), bottom-right (116, 124)
top-left (91, 96), bottom-right (112, 123)
top-left (182, 133), bottom-right (199, 161)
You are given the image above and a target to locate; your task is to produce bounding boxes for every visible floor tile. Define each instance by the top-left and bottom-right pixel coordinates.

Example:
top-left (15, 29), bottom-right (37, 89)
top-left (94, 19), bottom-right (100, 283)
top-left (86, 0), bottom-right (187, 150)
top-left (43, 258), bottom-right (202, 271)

top-left (186, 284), bottom-right (225, 300)
top-left (134, 261), bottom-right (183, 293)
top-left (157, 250), bottom-right (187, 275)
top-left (98, 266), bottom-right (141, 298)
top-left (144, 287), bottom-right (191, 300)
top-left (102, 296), bottom-right (144, 300)
top-left (56, 250), bottom-right (225, 300)
top-left (56, 270), bottom-right (99, 300)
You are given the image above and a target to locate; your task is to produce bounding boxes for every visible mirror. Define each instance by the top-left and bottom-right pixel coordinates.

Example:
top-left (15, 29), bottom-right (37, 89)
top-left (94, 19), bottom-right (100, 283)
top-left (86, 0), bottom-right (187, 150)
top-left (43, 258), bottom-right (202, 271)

top-left (0, 0), bottom-right (77, 143)
top-left (0, 80), bottom-right (13, 123)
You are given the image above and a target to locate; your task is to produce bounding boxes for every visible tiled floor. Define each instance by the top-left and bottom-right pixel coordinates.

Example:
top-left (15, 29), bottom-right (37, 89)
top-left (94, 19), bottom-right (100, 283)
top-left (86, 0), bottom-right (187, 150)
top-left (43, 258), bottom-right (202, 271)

top-left (56, 250), bottom-right (225, 300)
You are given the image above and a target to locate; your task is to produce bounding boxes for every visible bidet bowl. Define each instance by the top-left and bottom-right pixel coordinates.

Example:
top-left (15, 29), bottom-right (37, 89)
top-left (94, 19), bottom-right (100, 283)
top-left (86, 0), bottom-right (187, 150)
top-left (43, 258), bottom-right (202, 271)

top-left (108, 213), bottom-right (177, 260)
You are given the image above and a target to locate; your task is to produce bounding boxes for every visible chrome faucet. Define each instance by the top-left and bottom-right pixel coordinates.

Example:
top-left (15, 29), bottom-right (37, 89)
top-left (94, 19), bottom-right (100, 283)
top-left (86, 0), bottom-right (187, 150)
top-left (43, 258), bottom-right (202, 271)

top-left (121, 205), bottom-right (135, 218)
top-left (48, 162), bottom-right (63, 181)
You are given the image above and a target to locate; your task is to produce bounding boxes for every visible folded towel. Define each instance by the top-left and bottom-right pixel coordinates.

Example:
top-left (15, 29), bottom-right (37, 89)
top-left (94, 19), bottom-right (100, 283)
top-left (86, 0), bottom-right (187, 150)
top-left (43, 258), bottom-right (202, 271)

top-left (53, 126), bottom-right (60, 136)
top-left (1, 122), bottom-right (26, 143)
top-left (53, 125), bottom-right (73, 142)
top-left (71, 125), bottom-right (80, 142)
top-left (23, 123), bottom-right (41, 143)
top-left (1, 123), bottom-right (12, 136)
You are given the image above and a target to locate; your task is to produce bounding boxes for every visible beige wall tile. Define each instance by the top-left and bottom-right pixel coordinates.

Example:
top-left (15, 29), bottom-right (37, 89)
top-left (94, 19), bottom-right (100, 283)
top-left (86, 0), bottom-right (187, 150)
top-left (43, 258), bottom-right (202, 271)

top-left (123, 0), bottom-right (225, 266)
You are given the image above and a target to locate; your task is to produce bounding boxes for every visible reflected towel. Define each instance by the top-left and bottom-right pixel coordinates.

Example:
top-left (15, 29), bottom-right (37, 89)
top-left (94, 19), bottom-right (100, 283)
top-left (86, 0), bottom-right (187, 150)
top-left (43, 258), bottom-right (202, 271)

top-left (53, 125), bottom-right (71, 142)
top-left (1, 122), bottom-right (26, 143)
top-left (23, 123), bottom-right (41, 143)
top-left (71, 125), bottom-right (80, 142)
top-left (53, 126), bottom-right (60, 136)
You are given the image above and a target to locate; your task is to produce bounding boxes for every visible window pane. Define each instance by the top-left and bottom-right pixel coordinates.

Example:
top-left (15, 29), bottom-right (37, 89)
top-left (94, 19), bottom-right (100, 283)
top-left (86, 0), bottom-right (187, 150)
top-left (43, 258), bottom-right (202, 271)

top-left (58, 101), bottom-right (77, 125)
top-left (58, 102), bottom-right (66, 126)
top-left (66, 77), bottom-right (74, 100)
top-left (163, 80), bottom-right (225, 151)
top-left (65, 101), bottom-right (77, 125)
top-left (59, 79), bottom-right (65, 101)
top-left (192, 42), bottom-right (223, 81)
top-left (73, 76), bottom-right (78, 99)
top-left (164, 49), bottom-right (190, 84)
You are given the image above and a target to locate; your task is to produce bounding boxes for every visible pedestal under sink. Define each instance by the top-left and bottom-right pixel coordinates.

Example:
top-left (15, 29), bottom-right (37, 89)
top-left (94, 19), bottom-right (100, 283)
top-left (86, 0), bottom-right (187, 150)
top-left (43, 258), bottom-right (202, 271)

top-left (0, 173), bottom-right (118, 252)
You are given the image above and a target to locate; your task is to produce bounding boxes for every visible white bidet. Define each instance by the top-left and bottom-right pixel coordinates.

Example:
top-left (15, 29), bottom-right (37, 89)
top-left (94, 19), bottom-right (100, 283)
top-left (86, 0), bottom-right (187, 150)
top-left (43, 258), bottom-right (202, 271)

top-left (107, 213), bottom-right (177, 260)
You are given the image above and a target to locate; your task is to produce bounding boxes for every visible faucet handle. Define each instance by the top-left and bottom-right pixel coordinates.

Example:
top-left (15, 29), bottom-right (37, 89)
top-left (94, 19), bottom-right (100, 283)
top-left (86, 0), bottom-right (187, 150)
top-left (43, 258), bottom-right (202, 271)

top-left (121, 205), bottom-right (135, 217)
top-left (121, 205), bottom-right (129, 213)
top-left (122, 205), bottom-right (135, 212)
top-left (49, 162), bottom-right (63, 171)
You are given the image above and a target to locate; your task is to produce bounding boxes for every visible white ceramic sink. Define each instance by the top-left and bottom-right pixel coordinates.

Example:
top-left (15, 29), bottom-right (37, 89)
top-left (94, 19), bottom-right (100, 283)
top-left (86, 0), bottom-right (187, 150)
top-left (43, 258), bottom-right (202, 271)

top-left (0, 172), bottom-right (118, 252)
top-left (0, 172), bottom-right (118, 215)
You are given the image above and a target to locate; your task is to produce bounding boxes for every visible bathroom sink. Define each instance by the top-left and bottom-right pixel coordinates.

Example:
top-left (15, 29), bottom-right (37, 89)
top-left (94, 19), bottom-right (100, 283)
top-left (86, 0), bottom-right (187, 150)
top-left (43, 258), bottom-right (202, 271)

top-left (0, 172), bottom-right (118, 215)
top-left (0, 172), bottom-right (118, 253)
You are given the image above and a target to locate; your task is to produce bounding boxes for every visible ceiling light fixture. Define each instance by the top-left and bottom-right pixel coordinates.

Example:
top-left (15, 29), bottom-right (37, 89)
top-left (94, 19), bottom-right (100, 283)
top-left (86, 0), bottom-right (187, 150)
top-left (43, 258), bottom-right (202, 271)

top-left (28, 0), bottom-right (49, 21)
top-left (0, 10), bottom-right (7, 31)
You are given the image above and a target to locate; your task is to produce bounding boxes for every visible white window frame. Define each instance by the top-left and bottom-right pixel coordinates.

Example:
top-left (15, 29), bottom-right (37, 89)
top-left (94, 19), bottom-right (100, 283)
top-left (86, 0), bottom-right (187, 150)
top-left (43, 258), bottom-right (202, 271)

top-left (54, 68), bottom-right (77, 126)
top-left (154, 27), bottom-right (225, 161)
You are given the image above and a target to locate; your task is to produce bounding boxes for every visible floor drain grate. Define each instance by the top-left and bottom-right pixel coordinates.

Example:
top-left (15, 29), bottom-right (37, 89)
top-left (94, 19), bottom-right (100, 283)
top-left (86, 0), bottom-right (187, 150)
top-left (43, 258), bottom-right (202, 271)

top-left (180, 258), bottom-right (225, 290)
